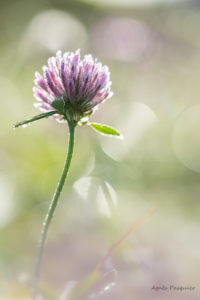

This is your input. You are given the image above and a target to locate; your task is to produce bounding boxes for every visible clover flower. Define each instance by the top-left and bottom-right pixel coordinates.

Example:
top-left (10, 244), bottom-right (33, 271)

top-left (33, 49), bottom-right (113, 124)
top-left (15, 49), bottom-right (122, 298)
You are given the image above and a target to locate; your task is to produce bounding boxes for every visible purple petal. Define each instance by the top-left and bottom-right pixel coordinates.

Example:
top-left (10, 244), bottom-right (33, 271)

top-left (34, 102), bottom-right (51, 112)
top-left (61, 60), bottom-right (70, 98)
top-left (33, 87), bottom-right (51, 104)
top-left (34, 72), bottom-right (51, 94)
top-left (48, 57), bottom-right (64, 95)
top-left (71, 49), bottom-right (81, 81)
top-left (44, 68), bottom-right (62, 98)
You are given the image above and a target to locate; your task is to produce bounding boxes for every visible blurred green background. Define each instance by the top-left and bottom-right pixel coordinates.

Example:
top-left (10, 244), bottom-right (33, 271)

top-left (1, 0), bottom-right (200, 299)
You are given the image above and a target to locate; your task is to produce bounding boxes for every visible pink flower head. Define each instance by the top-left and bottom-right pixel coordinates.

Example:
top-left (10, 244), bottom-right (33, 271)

top-left (33, 49), bottom-right (113, 124)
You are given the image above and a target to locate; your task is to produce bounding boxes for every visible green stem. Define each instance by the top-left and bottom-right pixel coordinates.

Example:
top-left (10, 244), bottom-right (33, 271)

top-left (33, 121), bottom-right (75, 299)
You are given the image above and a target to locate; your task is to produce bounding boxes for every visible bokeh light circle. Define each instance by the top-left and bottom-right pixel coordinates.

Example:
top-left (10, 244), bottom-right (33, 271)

top-left (101, 102), bottom-right (157, 161)
top-left (91, 17), bottom-right (157, 62)
top-left (20, 10), bottom-right (88, 55)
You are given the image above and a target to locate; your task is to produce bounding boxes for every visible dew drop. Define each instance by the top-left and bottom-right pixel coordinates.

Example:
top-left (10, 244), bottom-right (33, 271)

top-left (22, 123), bottom-right (31, 128)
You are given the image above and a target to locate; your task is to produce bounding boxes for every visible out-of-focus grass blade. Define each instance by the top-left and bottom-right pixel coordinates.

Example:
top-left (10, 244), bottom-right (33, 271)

top-left (67, 271), bottom-right (100, 300)
top-left (67, 208), bottom-right (157, 300)
top-left (94, 208), bottom-right (157, 272)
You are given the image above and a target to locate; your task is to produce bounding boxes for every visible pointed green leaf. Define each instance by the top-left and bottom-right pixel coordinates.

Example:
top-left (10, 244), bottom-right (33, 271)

top-left (89, 122), bottom-right (123, 138)
top-left (14, 110), bottom-right (57, 128)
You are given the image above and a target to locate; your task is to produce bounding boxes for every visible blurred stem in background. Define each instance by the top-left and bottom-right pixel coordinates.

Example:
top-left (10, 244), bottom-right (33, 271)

top-left (33, 121), bottom-right (75, 299)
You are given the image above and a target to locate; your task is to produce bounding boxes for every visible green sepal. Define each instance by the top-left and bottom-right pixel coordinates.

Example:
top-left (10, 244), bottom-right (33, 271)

top-left (51, 99), bottom-right (65, 114)
top-left (88, 122), bottom-right (123, 138)
top-left (14, 110), bottom-right (57, 128)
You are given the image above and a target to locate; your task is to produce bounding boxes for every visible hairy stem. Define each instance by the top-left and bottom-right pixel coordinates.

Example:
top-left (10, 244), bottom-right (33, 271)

top-left (14, 110), bottom-right (57, 128)
top-left (33, 122), bottom-right (75, 299)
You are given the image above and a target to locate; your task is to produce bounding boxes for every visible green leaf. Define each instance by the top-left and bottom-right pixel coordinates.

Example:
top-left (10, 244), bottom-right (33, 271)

top-left (89, 122), bottom-right (123, 138)
top-left (14, 110), bottom-right (57, 128)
